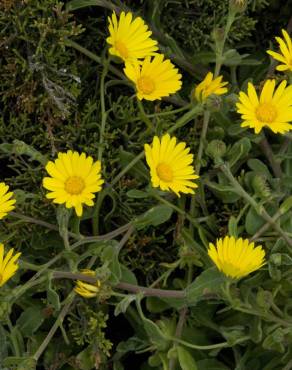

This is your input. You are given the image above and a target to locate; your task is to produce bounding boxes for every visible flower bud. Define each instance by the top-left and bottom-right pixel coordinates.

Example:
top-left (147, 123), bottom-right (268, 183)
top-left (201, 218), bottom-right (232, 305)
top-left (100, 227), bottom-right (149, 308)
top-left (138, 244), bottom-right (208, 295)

top-left (206, 140), bottom-right (227, 162)
top-left (229, 0), bottom-right (247, 13)
top-left (205, 94), bottom-right (223, 112)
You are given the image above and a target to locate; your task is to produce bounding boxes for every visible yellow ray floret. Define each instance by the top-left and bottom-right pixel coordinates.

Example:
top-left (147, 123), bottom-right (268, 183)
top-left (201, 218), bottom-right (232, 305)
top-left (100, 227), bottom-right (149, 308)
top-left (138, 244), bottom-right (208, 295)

top-left (0, 243), bottom-right (21, 287)
top-left (194, 72), bottom-right (228, 102)
top-left (74, 269), bottom-right (101, 298)
top-left (267, 29), bottom-right (292, 72)
top-left (106, 11), bottom-right (158, 62)
top-left (236, 79), bottom-right (292, 134)
top-left (0, 182), bottom-right (16, 220)
top-left (124, 54), bottom-right (182, 101)
top-left (144, 133), bottom-right (199, 196)
top-left (208, 236), bottom-right (265, 279)
top-left (43, 150), bottom-right (104, 217)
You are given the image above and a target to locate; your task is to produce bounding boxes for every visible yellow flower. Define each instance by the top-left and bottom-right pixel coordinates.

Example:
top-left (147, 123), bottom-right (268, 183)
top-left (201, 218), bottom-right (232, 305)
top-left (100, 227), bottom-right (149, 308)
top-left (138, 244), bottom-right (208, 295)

top-left (0, 244), bottom-right (21, 287)
top-left (43, 150), bottom-right (104, 217)
top-left (144, 134), bottom-right (199, 196)
top-left (194, 72), bottom-right (228, 102)
top-left (124, 54), bottom-right (182, 101)
top-left (106, 11), bottom-right (158, 62)
top-left (267, 29), bottom-right (292, 72)
top-left (236, 79), bottom-right (292, 134)
top-left (74, 270), bottom-right (101, 298)
top-left (208, 236), bottom-right (265, 279)
top-left (0, 182), bottom-right (16, 220)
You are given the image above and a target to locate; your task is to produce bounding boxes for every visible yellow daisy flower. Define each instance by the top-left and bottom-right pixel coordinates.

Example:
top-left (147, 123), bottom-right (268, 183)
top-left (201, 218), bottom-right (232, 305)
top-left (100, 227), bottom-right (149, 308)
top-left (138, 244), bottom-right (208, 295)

top-left (208, 236), bottom-right (265, 279)
top-left (124, 54), bottom-right (182, 101)
top-left (75, 270), bottom-right (101, 298)
top-left (267, 29), bottom-right (292, 72)
top-left (106, 11), bottom-right (158, 62)
top-left (194, 72), bottom-right (228, 103)
top-left (0, 182), bottom-right (16, 220)
top-left (0, 243), bottom-right (21, 287)
top-left (144, 134), bottom-right (199, 196)
top-left (236, 79), bottom-right (292, 134)
top-left (43, 151), bottom-right (104, 217)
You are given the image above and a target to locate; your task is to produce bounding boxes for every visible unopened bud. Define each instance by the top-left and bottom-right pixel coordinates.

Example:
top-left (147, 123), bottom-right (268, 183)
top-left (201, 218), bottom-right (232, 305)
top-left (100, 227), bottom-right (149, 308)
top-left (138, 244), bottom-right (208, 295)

top-left (205, 94), bottom-right (222, 112)
top-left (206, 140), bottom-right (227, 162)
top-left (229, 0), bottom-right (247, 13)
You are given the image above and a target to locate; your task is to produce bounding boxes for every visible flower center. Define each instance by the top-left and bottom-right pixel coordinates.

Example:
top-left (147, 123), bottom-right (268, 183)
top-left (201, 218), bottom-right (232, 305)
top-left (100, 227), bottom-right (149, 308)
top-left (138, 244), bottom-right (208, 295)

top-left (65, 176), bottom-right (85, 195)
top-left (137, 76), bottom-right (155, 95)
top-left (255, 103), bottom-right (277, 123)
top-left (156, 163), bottom-right (173, 182)
top-left (115, 40), bottom-right (128, 59)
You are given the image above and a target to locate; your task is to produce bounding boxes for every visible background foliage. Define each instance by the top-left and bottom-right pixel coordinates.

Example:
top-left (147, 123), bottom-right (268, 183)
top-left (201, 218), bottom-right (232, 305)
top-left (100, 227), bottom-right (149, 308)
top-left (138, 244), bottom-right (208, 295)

top-left (1, 0), bottom-right (292, 369)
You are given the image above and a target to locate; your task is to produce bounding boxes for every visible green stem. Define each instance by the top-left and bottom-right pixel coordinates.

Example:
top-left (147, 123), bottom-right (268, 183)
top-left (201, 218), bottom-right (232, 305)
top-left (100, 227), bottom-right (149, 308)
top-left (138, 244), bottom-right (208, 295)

top-left (64, 39), bottom-right (124, 80)
top-left (150, 191), bottom-right (201, 229)
top-left (110, 105), bottom-right (203, 187)
top-left (259, 131), bottom-right (282, 178)
top-left (93, 59), bottom-right (109, 235)
top-left (7, 317), bottom-right (21, 357)
top-left (168, 335), bottom-right (246, 351)
top-left (128, 104), bottom-right (191, 122)
top-left (10, 211), bottom-right (81, 240)
top-left (214, 10), bottom-right (236, 77)
top-left (33, 291), bottom-right (75, 362)
top-left (137, 99), bottom-right (153, 132)
top-left (220, 163), bottom-right (292, 247)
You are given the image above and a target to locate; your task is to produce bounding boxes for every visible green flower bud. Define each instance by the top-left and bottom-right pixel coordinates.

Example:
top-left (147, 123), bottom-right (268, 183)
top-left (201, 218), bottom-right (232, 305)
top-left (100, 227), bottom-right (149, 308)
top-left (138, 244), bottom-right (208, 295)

top-left (229, 0), bottom-right (247, 13)
top-left (205, 94), bottom-right (223, 112)
top-left (206, 140), bottom-right (227, 161)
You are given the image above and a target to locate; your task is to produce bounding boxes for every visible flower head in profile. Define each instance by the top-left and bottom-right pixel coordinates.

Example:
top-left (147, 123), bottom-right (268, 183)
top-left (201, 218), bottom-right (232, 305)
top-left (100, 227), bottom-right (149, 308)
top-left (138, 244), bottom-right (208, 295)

top-left (0, 244), bottom-right (21, 287)
top-left (144, 134), bottom-right (199, 196)
top-left (194, 72), bottom-right (228, 103)
top-left (267, 29), bottom-right (292, 72)
top-left (124, 54), bottom-right (182, 101)
top-left (43, 151), bottom-right (104, 217)
top-left (236, 79), bottom-right (292, 134)
top-left (75, 270), bottom-right (101, 298)
top-left (0, 183), bottom-right (16, 220)
top-left (208, 236), bottom-right (265, 279)
top-left (106, 11), bottom-right (158, 62)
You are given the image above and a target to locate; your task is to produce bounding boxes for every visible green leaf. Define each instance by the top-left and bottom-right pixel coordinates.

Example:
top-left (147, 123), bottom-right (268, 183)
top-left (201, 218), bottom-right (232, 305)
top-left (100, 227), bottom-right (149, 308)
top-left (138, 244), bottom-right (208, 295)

top-left (119, 150), bottom-right (149, 181)
top-left (114, 295), bottom-right (137, 316)
top-left (245, 207), bottom-right (265, 235)
top-left (66, 0), bottom-right (111, 11)
top-left (196, 359), bottom-right (230, 370)
top-left (17, 307), bottom-right (44, 337)
top-left (186, 268), bottom-right (226, 306)
top-left (228, 216), bottom-right (238, 237)
top-left (247, 159), bottom-right (271, 178)
top-left (226, 137), bottom-right (251, 167)
top-left (0, 324), bottom-right (8, 365)
top-left (3, 357), bottom-right (36, 370)
top-left (177, 346), bottom-right (198, 370)
top-left (127, 189), bottom-right (149, 199)
top-left (76, 345), bottom-right (96, 370)
top-left (134, 205), bottom-right (173, 230)
top-left (136, 299), bottom-right (169, 351)
top-left (46, 277), bottom-right (60, 311)
top-left (223, 49), bottom-right (242, 66)
top-left (101, 241), bottom-right (122, 284)
top-left (206, 181), bottom-right (240, 203)
top-left (120, 264), bottom-right (138, 285)
top-left (146, 297), bottom-right (170, 313)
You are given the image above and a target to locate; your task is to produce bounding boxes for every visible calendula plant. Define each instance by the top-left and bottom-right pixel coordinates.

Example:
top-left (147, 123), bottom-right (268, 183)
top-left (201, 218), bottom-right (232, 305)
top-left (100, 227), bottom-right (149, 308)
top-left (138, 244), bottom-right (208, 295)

top-left (1, 0), bottom-right (292, 370)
